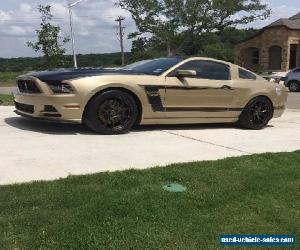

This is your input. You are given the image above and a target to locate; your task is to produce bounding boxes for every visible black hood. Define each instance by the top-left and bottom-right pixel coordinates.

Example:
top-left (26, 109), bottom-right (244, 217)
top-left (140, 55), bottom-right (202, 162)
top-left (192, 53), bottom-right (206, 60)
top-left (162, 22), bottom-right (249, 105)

top-left (27, 68), bottom-right (144, 82)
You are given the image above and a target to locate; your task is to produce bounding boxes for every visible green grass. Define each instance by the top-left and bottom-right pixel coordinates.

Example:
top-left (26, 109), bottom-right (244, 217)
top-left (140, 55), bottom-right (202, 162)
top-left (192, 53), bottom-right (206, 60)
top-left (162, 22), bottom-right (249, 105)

top-left (0, 152), bottom-right (299, 249)
top-left (0, 94), bottom-right (14, 106)
top-left (0, 72), bottom-right (23, 87)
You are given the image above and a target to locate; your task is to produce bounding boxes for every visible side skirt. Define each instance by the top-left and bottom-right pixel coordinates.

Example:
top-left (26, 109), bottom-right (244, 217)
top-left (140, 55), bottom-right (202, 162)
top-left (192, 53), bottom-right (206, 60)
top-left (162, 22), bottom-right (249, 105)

top-left (141, 117), bottom-right (239, 125)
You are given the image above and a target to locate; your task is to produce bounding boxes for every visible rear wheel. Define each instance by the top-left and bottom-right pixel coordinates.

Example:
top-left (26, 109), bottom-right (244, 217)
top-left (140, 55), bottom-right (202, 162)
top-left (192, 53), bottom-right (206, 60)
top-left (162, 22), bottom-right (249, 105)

top-left (238, 97), bottom-right (273, 130)
top-left (288, 81), bottom-right (300, 92)
top-left (84, 90), bottom-right (138, 134)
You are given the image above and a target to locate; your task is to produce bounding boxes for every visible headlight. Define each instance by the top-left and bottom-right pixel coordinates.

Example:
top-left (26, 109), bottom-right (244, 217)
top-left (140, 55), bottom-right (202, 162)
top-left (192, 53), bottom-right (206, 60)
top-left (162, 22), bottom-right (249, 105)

top-left (46, 82), bottom-right (74, 94)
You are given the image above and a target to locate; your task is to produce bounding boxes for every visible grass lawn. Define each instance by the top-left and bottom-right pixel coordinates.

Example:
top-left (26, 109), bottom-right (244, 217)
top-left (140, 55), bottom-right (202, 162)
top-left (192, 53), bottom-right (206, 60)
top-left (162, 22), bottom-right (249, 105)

top-left (0, 94), bottom-right (14, 106)
top-left (0, 151), bottom-right (299, 249)
top-left (0, 72), bottom-right (23, 87)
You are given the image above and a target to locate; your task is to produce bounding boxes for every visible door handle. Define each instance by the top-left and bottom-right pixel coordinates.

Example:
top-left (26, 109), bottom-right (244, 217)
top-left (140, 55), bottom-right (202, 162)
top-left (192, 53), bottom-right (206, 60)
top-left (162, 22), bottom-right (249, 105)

top-left (221, 85), bottom-right (234, 90)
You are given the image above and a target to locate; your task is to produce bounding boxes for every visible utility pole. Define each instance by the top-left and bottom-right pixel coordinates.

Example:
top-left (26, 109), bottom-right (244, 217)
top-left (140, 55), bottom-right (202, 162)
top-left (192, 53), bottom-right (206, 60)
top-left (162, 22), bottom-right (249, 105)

top-left (115, 16), bottom-right (125, 66)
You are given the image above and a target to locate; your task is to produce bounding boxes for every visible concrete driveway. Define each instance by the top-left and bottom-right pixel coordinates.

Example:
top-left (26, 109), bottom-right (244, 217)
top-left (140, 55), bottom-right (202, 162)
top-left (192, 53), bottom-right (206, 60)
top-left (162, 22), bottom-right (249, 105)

top-left (1, 106), bottom-right (300, 185)
top-left (287, 92), bottom-right (300, 109)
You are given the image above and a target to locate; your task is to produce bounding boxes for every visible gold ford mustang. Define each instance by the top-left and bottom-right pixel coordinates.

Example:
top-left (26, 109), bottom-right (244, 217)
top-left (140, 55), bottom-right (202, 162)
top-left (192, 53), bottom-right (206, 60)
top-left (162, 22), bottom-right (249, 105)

top-left (14, 57), bottom-right (288, 134)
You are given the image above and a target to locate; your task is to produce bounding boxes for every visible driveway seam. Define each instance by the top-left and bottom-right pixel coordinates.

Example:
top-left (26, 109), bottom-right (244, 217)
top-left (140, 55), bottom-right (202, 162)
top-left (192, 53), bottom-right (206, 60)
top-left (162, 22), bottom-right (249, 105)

top-left (274, 121), bottom-right (300, 125)
top-left (163, 130), bottom-right (251, 154)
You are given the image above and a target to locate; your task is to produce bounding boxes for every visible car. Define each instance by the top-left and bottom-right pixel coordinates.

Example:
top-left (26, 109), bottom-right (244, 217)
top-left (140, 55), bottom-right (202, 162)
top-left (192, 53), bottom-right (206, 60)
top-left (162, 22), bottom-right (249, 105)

top-left (260, 71), bottom-right (288, 83)
top-left (14, 57), bottom-right (288, 134)
top-left (281, 67), bottom-right (300, 92)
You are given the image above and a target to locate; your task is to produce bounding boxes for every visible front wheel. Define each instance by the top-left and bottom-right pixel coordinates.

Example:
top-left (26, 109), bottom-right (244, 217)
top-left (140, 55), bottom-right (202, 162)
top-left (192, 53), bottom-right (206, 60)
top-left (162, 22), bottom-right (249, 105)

top-left (288, 81), bottom-right (300, 92)
top-left (84, 90), bottom-right (138, 134)
top-left (238, 97), bottom-right (273, 130)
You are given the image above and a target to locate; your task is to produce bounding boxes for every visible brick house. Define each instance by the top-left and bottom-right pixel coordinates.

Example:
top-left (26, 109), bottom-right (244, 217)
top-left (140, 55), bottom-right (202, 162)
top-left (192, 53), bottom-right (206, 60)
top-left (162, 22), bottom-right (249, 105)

top-left (234, 12), bottom-right (300, 72)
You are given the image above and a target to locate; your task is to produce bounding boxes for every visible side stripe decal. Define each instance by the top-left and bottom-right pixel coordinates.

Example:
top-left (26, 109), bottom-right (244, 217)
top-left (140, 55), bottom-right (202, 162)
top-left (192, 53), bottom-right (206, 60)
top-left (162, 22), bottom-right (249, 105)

top-left (165, 86), bottom-right (231, 90)
top-left (144, 86), bottom-right (243, 113)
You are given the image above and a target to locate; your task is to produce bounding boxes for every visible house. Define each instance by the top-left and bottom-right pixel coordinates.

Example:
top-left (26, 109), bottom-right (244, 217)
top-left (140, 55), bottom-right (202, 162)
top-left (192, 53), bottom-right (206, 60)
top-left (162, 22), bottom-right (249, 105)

top-left (234, 12), bottom-right (300, 72)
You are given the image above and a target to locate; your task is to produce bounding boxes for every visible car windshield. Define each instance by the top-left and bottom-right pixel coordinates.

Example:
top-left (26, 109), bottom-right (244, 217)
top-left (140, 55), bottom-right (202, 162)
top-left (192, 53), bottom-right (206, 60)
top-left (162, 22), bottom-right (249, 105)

top-left (123, 57), bottom-right (183, 75)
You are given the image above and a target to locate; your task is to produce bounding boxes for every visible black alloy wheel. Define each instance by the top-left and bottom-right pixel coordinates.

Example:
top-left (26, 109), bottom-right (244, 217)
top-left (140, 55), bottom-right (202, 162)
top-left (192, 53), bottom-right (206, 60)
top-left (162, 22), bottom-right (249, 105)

top-left (97, 98), bottom-right (131, 130)
top-left (84, 90), bottom-right (138, 134)
top-left (238, 97), bottom-right (273, 130)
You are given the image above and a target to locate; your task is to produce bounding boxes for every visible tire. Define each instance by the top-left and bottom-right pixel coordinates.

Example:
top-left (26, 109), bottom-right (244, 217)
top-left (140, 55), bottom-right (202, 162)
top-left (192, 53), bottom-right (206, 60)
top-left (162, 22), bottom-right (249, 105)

top-left (288, 81), bottom-right (300, 92)
top-left (84, 90), bottom-right (138, 134)
top-left (238, 97), bottom-right (273, 130)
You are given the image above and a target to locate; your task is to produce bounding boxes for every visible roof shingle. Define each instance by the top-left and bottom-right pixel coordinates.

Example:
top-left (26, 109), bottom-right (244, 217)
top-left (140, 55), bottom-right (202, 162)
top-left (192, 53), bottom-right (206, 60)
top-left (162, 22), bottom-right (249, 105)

top-left (266, 12), bottom-right (300, 30)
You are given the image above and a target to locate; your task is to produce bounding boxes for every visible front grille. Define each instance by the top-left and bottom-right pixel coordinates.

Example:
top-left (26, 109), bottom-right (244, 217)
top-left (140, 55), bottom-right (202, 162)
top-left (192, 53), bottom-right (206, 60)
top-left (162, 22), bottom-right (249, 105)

top-left (17, 80), bottom-right (41, 93)
top-left (15, 102), bottom-right (34, 114)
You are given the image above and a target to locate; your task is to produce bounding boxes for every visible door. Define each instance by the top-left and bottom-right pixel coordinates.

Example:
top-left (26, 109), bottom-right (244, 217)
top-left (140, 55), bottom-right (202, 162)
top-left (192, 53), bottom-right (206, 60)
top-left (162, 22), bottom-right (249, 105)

top-left (289, 44), bottom-right (297, 69)
top-left (269, 46), bottom-right (282, 70)
top-left (164, 60), bottom-right (237, 118)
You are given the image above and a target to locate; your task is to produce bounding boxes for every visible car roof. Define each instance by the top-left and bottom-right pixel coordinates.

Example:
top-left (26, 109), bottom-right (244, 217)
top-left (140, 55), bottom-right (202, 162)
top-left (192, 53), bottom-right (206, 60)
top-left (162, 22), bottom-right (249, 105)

top-left (160, 56), bottom-right (238, 77)
top-left (171, 56), bottom-right (234, 66)
top-left (292, 67), bottom-right (300, 71)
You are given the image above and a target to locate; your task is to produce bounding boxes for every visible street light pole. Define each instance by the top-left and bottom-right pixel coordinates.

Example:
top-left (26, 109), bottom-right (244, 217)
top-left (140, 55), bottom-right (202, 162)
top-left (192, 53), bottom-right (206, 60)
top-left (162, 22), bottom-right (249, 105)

top-left (68, 5), bottom-right (77, 69)
top-left (68, 0), bottom-right (84, 69)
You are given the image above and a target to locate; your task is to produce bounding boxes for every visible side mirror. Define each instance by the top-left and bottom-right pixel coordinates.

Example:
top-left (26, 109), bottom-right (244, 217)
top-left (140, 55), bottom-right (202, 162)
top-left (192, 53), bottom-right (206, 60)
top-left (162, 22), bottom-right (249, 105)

top-left (176, 69), bottom-right (197, 78)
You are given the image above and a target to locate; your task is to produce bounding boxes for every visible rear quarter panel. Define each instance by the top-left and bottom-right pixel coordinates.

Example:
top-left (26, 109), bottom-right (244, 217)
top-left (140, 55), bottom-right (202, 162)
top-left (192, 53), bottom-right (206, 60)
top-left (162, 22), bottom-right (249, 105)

top-left (233, 78), bottom-right (288, 110)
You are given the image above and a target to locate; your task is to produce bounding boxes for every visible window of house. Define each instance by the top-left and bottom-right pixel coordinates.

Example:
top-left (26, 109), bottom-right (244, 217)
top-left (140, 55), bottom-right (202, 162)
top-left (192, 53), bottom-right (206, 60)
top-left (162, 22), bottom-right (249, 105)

top-left (252, 50), bottom-right (259, 65)
top-left (177, 60), bottom-right (231, 80)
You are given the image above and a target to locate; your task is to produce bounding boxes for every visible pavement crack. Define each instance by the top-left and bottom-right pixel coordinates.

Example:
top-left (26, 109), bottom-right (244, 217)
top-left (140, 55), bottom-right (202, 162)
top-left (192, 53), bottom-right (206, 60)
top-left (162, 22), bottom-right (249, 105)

top-left (163, 130), bottom-right (251, 154)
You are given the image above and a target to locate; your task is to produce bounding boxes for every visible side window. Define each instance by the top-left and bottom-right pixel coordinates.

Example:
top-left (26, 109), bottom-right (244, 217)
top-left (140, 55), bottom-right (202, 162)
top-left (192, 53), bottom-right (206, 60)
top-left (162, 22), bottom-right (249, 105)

top-left (178, 60), bottom-right (230, 80)
top-left (293, 68), bottom-right (300, 73)
top-left (239, 68), bottom-right (257, 80)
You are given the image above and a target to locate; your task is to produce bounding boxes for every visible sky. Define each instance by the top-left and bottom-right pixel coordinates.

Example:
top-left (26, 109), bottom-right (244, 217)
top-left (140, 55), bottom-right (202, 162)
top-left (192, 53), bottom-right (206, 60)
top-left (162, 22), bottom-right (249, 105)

top-left (0, 0), bottom-right (299, 58)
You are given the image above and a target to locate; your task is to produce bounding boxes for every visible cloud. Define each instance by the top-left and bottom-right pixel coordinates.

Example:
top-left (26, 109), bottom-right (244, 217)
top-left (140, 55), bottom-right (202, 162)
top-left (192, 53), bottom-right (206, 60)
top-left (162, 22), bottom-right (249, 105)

top-left (243, 3), bottom-right (300, 28)
top-left (19, 3), bottom-right (32, 13)
top-left (0, 10), bottom-right (12, 21)
top-left (0, 0), bottom-right (298, 58)
top-left (1, 25), bottom-right (32, 37)
top-left (51, 2), bottom-right (69, 19)
top-left (0, 0), bottom-right (136, 58)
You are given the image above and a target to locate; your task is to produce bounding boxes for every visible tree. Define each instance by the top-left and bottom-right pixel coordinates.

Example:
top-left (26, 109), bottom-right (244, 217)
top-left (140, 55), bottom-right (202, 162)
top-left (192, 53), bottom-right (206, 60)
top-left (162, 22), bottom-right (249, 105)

top-left (27, 5), bottom-right (70, 68)
top-left (196, 27), bottom-right (259, 62)
top-left (130, 37), bottom-right (152, 60)
top-left (119, 0), bottom-right (270, 55)
top-left (118, 0), bottom-right (182, 56)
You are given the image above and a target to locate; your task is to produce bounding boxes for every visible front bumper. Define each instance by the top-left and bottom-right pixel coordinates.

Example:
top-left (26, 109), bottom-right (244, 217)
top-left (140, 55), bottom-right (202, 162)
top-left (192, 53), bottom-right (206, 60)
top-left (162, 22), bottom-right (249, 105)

top-left (273, 105), bottom-right (286, 118)
top-left (13, 91), bottom-right (83, 123)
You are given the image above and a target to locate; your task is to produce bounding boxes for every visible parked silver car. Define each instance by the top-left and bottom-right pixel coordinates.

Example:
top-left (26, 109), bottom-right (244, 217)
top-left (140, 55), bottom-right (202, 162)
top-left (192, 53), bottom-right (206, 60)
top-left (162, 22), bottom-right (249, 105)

top-left (283, 68), bottom-right (300, 92)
